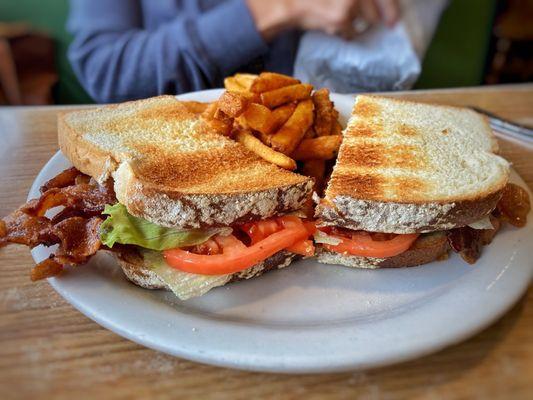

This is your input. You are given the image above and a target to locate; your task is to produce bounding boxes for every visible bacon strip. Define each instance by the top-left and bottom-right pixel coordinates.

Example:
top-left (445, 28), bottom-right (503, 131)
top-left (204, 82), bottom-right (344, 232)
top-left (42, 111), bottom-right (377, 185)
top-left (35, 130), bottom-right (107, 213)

top-left (31, 180), bottom-right (116, 217)
top-left (0, 208), bottom-right (56, 248)
top-left (40, 167), bottom-right (81, 193)
top-left (0, 168), bottom-right (116, 280)
top-left (496, 183), bottom-right (531, 227)
top-left (31, 257), bottom-right (63, 282)
top-left (448, 215), bottom-right (502, 264)
top-left (53, 217), bottom-right (103, 264)
top-left (448, 182), bottom-right (530, 264)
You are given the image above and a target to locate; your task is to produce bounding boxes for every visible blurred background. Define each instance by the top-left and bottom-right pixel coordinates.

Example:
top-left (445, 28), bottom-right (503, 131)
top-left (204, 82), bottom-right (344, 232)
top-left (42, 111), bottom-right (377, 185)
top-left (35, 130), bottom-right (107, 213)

top-left (0, 0), bottom-right (531, 105)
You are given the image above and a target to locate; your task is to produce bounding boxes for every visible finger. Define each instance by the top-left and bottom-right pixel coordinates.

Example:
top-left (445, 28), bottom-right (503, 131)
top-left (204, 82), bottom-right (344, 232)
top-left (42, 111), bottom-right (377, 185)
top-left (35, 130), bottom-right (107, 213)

top-left (324, 25), bottom-right (339, 36)
top-left (376, 0), bottom-right (400, 26)
top-left (358, 0), bottom-right (380, 26)
top-left (348, 0), bottom-right (361, 21)
top-left (339, 22), bottom-right (357, 40)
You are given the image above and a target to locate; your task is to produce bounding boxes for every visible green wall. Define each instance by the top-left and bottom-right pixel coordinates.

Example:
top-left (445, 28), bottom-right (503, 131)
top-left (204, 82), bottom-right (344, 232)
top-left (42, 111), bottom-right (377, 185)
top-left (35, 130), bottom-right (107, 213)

top-left (0, 0), bottom-right (92, 104)
top-left (415, 0), bottom-right (496, 88)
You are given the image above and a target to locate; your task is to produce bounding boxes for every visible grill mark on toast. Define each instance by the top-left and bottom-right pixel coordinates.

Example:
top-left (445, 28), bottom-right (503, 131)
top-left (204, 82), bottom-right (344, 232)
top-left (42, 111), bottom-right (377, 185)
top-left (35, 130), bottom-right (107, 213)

top-left (341, 143), bottom-right (382, 166)
top-left (392, 177), bottom-right (427, 200)
top-left (340, 143), bottom-right (422, 169)
top-left (329, 173), bottom-right (383, 199)
top-left (128, 142), bottom-right (309, 194)
top-left (132, 145), bottom-right (258, 189)
top-left (326, 171), bottom-right (427, 202)
top-left (353, 98), bottom-right (381, 118)
top-left (346, 121), bottom-right (382, 137)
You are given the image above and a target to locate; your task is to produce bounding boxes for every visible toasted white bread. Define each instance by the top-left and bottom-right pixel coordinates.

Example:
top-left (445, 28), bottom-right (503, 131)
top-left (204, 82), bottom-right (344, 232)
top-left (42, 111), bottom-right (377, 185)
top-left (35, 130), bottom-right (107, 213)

top-left (58, 96), bottom-right (313, 229)
top-left (316, 95), bottom-right (510, 234)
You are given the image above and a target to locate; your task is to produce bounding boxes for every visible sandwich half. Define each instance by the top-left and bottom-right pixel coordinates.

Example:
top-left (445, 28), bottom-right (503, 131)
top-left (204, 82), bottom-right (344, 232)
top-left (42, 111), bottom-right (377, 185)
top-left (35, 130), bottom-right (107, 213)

top-left (315, 95), bottom-right (511, 268)
top-left (1, 96), bottom-right (313, 300)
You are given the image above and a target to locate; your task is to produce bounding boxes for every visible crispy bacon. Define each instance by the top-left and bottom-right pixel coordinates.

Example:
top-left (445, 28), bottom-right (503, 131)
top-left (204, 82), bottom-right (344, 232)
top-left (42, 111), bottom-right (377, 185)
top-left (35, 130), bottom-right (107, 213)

top-left (0, 219), bottom-right (6, 238)
top-left (50, 208), bottom-right (97, 225)
top-left (496, 183), bottom-right (531, 227)
top-left (40, 167), bottom-right (81, 193)
top-left (53, 217), bottom-right (103, 263)
top-left (31, 257), bottom-right (63, 281)
top-left (0, 206), bottom-right (56, 248)
top-left (0, 168), bottom-right (117, 280)
top-left (31, 181), bottom-right (116, 217)
top-left (448, 212), bottom-right (503, 264)
top-left (448, 183), bottom-right (530, 264)
top-left (448, 229), bottom-right (481, 264)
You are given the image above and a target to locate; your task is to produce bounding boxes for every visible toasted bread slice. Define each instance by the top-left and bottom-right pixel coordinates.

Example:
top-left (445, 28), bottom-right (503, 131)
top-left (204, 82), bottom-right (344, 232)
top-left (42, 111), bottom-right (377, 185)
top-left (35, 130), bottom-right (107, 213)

top-left (316, 95), bottom-right (510, 233)
top-left (317, 232), bottom-right (449, 269)
top-left (59, 96), bottom-right (312, 229)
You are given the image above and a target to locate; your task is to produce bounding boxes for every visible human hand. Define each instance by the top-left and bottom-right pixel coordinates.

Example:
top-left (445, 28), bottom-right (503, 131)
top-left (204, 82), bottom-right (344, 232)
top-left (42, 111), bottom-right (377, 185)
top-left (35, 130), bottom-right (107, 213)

top-left (247, 0), bottom-right (400, 40)
top-left (357, 0), bottom-right (400, 28)
top-left (292, 0), bottom-right (400, 37)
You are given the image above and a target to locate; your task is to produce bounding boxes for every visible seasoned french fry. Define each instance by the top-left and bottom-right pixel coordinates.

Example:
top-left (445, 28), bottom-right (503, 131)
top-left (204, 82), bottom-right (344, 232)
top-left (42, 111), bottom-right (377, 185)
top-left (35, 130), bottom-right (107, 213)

top-left (243, 103), bottom-right (275, 135)
top-left (234, 114), bottom-right (250, 130)
top-left (224, 78), bottom-right (261, 102)
top-left (201, 101), bottom-right (218, 119)
top-left (182, 101), bottom-right (209, 115)
top-left (256, 131), bottom-right (273, 146)
top-left (331, 105), bottom-right (340, 121)
top-left (303, 127), bottom-right (317, 139)
top-left (217, 91), bottom-right (250, 118)
top-left (331, 119), bottom-right (343, 136)
top-left (236, 130), bottom-right (297, 170)
top-left (242, 91), bottom-right (262, 104)
top-left (270, 102), bottom-right (297, 132)
top-left (270, 99), bottom-right (314, 154)
top-left (291, 135), bottom-right (342, 161)
top-left (234, 73), bottom-right (258, 91)
top-left (302, 159), bottom-right (326, 195)
top-left (250, 72), bottom-right (300, 93)
top-left (312, 88), bottom-right (335, 136)
top-left (204, 118), bottom-right (232, 136)
top-left (200, 102), bottom-right (232, 136)
top-left (214, 107), bottom-right (229, 121)
top-left (212, 118), bottom-right (233, 136)
top-left (224, 77), bottom-right (246, 92)
top-left (260, 84), bottom-right (313, 109)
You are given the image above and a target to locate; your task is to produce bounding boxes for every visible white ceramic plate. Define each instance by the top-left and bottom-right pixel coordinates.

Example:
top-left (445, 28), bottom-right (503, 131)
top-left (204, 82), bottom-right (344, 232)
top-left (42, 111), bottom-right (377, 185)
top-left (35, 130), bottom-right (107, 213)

top-left (29, 90), bottom-right (533, 373)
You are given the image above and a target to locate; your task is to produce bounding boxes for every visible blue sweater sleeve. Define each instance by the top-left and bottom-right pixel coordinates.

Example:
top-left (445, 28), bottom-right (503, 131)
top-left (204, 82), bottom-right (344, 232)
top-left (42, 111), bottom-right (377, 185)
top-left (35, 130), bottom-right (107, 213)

top-left (67, 0), bottom-right (268, 103)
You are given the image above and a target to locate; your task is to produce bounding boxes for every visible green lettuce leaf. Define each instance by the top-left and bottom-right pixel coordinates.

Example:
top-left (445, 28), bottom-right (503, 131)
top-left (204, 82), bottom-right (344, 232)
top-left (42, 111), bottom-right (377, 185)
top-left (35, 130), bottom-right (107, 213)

top-left (100, 203), bottom-right (224, 251)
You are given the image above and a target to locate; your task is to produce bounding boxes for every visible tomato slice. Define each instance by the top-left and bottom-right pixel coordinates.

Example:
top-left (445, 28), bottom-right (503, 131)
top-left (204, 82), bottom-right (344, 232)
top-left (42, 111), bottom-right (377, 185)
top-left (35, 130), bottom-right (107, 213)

top-left (323, 230), bottom-right (419, 258)
top-left (286, 239), bottom-right (315, 257)
top-left (191, 238), bottom-right (221, 255)
top-left (164, 222), bottom-right (309, 275)
top-left (241, 219), bottom-right (281, 244)
top-left (303, 221), bottom-right (317, 235)
top-left (241, 217), bottom-right (316, 244)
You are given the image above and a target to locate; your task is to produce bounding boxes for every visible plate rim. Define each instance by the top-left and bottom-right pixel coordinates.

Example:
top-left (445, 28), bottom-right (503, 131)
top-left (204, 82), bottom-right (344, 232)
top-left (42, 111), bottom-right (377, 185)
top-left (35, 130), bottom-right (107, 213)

top-left (27, 89), bottom-right (533, 373)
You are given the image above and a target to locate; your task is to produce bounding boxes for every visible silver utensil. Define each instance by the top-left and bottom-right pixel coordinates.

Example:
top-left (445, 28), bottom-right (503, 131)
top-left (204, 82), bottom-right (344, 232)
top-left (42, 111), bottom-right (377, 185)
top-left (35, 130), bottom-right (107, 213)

top-left (470, 106), bottom-right (533, 149)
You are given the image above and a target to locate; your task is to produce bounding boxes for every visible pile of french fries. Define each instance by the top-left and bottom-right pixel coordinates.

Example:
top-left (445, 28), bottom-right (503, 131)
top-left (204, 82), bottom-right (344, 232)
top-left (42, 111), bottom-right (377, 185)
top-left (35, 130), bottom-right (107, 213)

top-left (201, 72), bottom-right (343, 194)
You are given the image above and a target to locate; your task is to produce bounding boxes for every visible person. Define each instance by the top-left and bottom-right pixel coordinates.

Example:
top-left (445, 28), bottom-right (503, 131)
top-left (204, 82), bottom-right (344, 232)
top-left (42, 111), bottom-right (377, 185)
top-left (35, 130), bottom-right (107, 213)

top-left (68, 0), bottom-right (399, 103)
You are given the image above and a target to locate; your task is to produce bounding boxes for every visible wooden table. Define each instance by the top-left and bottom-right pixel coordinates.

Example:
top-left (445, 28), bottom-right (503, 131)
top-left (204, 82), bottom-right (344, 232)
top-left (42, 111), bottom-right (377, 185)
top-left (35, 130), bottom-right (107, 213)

top-left (1, 85), bottom-right (532, 400)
